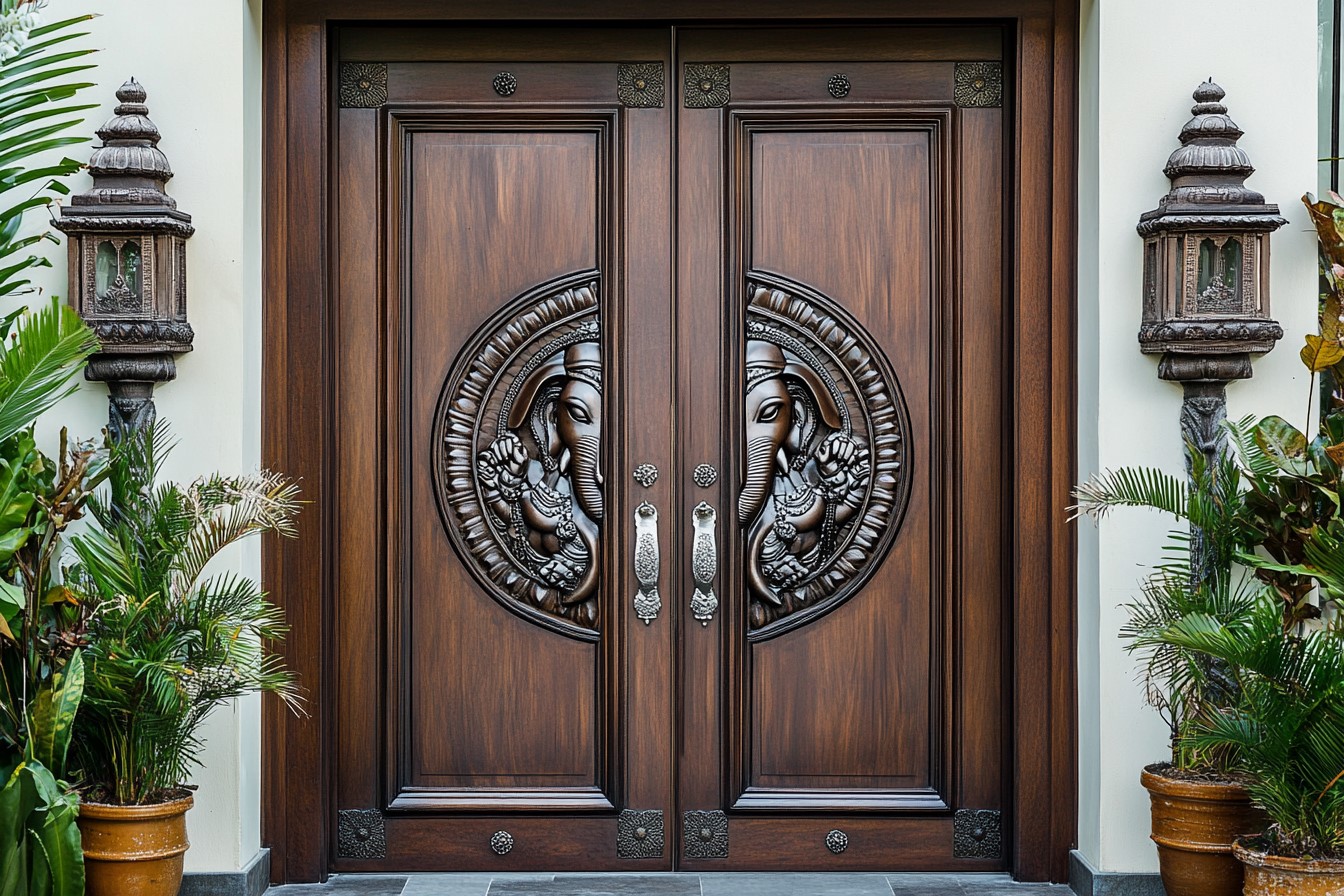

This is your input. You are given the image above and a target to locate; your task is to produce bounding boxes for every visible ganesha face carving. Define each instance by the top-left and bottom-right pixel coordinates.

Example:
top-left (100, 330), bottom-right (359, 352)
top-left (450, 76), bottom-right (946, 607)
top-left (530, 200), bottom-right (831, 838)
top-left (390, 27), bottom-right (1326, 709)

top-left (741, 275), bottom-right (912, 636)
top-left (434, 274), bottom-right (604, 634)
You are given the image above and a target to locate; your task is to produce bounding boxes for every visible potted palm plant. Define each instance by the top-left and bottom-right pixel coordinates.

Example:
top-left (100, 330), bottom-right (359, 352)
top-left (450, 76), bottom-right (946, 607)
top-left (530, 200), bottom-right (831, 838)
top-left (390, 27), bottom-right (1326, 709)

top-left (1127, 190), bottom-right (1344, 896)
top-left (1073, 448), bottom-right (1264, 896)
top-left (68, 426), bottom-right (301, 896)
top-left (1160, 590), bottom-right (1344, 895)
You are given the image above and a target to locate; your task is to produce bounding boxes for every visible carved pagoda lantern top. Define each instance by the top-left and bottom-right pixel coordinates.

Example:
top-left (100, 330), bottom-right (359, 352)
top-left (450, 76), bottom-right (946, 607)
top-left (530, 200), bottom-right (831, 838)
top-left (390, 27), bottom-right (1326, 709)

top-left (55, 77), bottom-right (194, 356)
top-left (1137, 79), bottom-right (1286, 369)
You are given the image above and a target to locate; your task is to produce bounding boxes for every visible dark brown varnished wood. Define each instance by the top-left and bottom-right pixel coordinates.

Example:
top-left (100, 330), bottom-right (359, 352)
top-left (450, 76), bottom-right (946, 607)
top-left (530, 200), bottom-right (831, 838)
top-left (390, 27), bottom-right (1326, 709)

top-left (264, 5), bottom-right (1078, 884)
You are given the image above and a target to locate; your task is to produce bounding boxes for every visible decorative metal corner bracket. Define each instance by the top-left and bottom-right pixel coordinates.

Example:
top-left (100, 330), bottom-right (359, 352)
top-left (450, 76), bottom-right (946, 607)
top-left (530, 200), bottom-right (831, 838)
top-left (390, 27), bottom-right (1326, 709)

top-left (683, 809), bottom-right (729, 859)
top-left (684, 63), bottom-right (730, 108)
top-left (618, 63), bottom-right (666, 108)
top-left (954, 62), bottom-right (1003, 108)
top-left (952, 808), bottom-right (1002, 859)
top-left (337, 808), bottom-right (386, 859)
top-left (339, 62), bottom-right (388, 108)
top-left (618, 808), bottom-right (665, 858)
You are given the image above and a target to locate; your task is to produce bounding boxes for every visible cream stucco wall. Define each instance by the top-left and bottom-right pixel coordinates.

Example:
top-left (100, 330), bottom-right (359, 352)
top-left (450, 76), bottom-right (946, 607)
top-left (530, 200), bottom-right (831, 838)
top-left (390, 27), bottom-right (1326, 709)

top-left (11, 0), bottom-right (1326, 879)
top-left (1076, 0), bottom-right (1322, 875)
top-left (25, 0), bottom-right (266, 874)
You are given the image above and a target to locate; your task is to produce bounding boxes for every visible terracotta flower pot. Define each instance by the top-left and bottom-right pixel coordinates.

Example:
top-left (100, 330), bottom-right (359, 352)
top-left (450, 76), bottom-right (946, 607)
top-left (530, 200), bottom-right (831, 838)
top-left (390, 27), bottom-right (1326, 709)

top-left (1236, 838), bottom-right (1344, 895)
top-left (77, 793), bottom-right (193, 896)
top-left (1141, 764), bottom-right (1264, 896)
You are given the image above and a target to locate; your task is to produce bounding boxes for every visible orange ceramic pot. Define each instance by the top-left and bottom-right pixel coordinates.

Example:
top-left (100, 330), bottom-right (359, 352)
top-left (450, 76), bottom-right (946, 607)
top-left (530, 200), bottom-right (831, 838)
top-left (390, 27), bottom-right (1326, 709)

top-left (1236, 839), bottom-right (1344, 896)
top-left (77, 793), bottom-right (193, 896)
top-left (1141, 765), bottom-right (1264, 896)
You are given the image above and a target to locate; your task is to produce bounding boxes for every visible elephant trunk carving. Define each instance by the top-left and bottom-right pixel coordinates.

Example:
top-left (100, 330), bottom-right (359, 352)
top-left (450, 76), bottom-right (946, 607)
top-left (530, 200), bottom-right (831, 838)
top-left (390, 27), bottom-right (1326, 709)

top-left (738, 435), bottom-right (778, 523)
top-left (570, 434), bottom-right (603, 523)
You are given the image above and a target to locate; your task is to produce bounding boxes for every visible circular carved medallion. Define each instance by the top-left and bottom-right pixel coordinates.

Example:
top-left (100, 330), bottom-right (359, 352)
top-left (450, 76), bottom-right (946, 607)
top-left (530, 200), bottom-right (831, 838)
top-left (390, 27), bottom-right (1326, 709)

top-left (434, 273), bottom-right (604, 635)
top-left (740, 273), bottom-right (913, 637)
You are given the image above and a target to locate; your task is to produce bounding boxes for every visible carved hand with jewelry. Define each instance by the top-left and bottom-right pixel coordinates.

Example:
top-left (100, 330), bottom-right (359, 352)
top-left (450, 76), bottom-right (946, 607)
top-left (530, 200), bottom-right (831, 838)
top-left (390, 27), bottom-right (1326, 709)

top-left (477, 432), bottom-right (530, 517)
top-left (816, 431), bottom-right (870, 512)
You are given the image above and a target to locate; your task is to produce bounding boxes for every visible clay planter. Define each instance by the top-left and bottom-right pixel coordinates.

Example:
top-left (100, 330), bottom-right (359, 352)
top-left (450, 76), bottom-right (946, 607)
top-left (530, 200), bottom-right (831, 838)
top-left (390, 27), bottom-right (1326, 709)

top-left (1141, 765), bottom-right (1264, 896)
top-left (77, 793), bottom-right (193, 896)
top-left (1236, 839), bottom-right (1344, 895)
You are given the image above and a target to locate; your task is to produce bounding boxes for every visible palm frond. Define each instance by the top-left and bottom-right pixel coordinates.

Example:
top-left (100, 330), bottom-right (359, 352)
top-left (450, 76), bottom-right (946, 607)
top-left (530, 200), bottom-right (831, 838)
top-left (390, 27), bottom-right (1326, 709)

top-left (0, 300), bottom-right (95, 443)
top-left (1070, 466), bottom-right (1188, 522)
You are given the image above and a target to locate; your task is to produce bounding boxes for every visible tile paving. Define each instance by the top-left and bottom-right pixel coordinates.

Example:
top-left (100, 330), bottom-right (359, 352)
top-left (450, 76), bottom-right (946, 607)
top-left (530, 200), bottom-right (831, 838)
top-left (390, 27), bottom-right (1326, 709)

top-left (264, 873), bottom-right (1077, 896)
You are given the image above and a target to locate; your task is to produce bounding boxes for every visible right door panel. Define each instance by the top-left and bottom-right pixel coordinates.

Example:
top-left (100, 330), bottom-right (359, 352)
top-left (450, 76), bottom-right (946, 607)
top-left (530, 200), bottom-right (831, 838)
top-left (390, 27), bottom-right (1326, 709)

top-left (676, 26), bottom-right (1009, 870)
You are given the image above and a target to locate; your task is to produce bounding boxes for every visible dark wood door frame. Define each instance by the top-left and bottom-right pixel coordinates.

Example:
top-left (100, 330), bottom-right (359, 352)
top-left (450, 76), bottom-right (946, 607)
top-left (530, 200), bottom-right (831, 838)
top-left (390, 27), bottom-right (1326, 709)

top-left (261, 0), bottom-right (1078, 884)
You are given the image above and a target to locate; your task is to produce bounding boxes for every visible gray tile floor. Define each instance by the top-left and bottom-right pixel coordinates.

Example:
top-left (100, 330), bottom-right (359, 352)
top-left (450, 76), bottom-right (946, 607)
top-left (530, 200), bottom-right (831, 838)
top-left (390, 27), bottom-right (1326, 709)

top-left (264, 873), bottom-right (1077, 896)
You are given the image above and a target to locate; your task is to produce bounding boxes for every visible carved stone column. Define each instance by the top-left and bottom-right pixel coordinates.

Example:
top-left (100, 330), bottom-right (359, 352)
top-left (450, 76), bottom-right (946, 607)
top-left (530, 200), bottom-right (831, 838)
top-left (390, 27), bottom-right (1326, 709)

top-left (84, 355), bottom-right (176, 444)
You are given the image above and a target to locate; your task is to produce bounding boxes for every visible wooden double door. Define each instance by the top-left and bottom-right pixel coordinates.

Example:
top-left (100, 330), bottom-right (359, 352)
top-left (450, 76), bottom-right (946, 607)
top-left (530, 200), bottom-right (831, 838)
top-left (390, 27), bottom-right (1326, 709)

top-left (330, 23), bottom-right (1008, 872)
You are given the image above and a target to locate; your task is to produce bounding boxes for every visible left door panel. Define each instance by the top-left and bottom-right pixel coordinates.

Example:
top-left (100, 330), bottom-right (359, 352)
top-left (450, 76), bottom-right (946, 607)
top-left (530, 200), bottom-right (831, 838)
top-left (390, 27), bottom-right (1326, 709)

top-left (331, 26), bottom-right (675, 871)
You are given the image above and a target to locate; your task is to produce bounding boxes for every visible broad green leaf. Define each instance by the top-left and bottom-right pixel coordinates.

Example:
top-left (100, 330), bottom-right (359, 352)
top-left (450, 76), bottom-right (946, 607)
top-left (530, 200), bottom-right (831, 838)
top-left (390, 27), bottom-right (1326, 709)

top-left (0, 579), bottom-right (22, 625)
top-left (0, 763), bottom-right (38, 896)
top-left (0, 300), bottom-right (97, 444)
top-left (32, 795), bottom-right (82, 896)
top-left (1253, 416), bottom-right (1309, 473)
top-left (29, 652), bottom-right (82, 775)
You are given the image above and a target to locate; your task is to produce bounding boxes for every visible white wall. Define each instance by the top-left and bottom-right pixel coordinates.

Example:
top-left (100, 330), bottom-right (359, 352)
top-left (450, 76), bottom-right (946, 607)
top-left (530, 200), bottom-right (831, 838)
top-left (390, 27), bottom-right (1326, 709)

top-left (24, 0), bottom-right (265, 874)
top-left (1077, 0), bottom-right (1321, 875)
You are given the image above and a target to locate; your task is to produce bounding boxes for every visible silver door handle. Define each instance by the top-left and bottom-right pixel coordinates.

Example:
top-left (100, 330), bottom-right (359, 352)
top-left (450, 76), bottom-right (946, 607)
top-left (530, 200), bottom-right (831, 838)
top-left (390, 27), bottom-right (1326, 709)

top-left (691, 502), bottom-right (718, 625)
top-left (633, 502), bottom-right (661, 624)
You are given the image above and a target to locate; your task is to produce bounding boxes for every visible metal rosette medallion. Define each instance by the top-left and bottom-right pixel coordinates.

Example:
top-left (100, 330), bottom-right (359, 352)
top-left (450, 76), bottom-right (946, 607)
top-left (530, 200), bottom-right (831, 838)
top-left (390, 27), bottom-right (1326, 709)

top-left (739, 272), bottom-right (912, 638)
top-left (434, 271), bottom-right (604, 636)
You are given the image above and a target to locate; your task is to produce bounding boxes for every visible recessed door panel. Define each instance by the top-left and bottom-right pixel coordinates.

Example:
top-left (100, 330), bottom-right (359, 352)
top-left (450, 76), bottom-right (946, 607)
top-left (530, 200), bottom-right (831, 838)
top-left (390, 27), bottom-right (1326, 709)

top-left (744, 126), bottom-right (940, 801)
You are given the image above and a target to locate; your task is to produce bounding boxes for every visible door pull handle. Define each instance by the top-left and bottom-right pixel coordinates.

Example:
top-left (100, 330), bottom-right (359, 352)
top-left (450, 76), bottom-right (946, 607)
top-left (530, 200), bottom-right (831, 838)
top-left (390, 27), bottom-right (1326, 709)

top-left (691, 502), bottom-right (719, 625)
top-left (633, 502), bottom-right (661, 624)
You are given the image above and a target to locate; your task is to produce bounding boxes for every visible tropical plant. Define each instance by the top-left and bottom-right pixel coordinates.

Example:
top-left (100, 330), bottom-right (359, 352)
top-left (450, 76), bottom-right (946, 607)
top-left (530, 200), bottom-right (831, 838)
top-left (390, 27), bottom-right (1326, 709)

top-left (1073, 447), bottom-right (1257, 770)
top-left (70, 425), bottom-right (302, 806)
top-left (0, 304), bottom-right (102, 896)
top-left (1161, 594), bottom-right (1344, 859)
top-left (0, 0), bottom-right (97, 304)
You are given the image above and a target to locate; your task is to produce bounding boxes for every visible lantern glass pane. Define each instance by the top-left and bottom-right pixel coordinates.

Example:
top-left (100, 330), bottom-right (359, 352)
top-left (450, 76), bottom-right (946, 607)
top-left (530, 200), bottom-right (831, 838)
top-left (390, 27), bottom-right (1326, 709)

top-left (1196, 237), bottom-right (1241, 312)
top-left (95, 240), bottom-right (117, 298)
top-left (121, 240), bottom-right (142, 300)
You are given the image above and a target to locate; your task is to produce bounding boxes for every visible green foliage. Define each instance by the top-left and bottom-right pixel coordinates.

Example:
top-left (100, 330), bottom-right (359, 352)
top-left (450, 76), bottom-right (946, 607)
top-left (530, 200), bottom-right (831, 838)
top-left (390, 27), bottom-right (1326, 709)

top-left (1162, 596), bottom-right (1344, 859)
top-left (0, 759), bottom-right (83, 896)
top-left (0, 2), bottom-right (96, 302)
top-left (0, 300), bottom-right (98, 445)
top-left (1074, 449), bottom-right (1254, 770)
top-left (72, 425), bottom-right (302, 805)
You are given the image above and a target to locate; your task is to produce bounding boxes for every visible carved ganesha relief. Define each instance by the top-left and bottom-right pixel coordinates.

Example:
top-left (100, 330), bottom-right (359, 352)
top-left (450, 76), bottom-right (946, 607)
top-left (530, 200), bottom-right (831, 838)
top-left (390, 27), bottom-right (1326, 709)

top-left (741, 275), bottom-right (912, 635)
top-left (434, 274), bottom-right (604, 633)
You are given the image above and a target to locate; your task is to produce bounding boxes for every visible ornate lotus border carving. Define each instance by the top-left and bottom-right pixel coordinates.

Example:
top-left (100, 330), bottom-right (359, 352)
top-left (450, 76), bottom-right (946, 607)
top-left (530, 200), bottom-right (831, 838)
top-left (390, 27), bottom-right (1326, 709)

top-left (434, 272), bottom-right (604, 637)
top-left (741, 273), bottom-right (912, 638)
